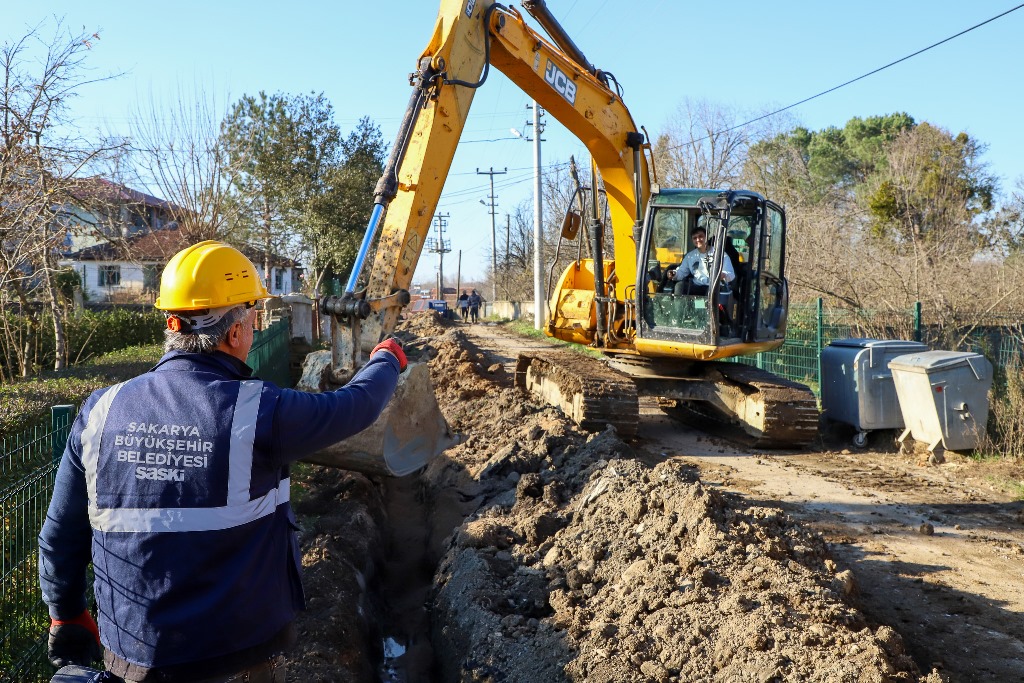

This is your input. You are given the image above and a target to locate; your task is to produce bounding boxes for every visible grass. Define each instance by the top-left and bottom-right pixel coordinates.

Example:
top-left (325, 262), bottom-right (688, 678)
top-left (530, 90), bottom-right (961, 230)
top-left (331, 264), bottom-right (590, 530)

top-left (976, 472), bottom-right (1024, 500)
top-left (505, 319), bottom-right (547, 339)
top-left (502, 320), bottom-right (605, 359)
top-left (1005, 479), bottom-right (1024, 500)
top-left (0, 344), bottom-right (164, 439)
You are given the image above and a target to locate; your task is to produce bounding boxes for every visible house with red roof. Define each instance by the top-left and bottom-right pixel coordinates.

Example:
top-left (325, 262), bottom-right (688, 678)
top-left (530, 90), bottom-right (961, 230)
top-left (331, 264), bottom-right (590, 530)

top-left (60, 180), bottom-right (302, 303)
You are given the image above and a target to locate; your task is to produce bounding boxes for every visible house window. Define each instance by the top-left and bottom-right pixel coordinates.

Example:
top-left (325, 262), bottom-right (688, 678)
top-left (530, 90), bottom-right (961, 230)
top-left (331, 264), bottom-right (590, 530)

top-left (143, 265), bottom-right (160, 291)
top-left (98, 265), bottom-right (121, 287)
top-left (274, 268), bottom-right (284, 292)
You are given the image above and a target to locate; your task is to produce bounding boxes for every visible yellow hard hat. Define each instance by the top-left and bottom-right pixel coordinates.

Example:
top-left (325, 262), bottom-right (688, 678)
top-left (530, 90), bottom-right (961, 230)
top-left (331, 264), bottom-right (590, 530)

top-left (155, 240), bottom-right (272, 311)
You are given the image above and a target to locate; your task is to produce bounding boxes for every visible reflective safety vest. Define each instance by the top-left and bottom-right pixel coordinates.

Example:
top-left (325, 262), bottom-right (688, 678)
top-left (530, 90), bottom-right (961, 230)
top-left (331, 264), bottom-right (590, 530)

top-left (79, 367), bottom-right (301, 670)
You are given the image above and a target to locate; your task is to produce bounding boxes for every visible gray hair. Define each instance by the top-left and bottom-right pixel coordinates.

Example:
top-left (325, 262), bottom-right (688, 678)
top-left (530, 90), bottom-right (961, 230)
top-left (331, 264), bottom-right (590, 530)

top-left (163, 305), bottom-right (250, 354)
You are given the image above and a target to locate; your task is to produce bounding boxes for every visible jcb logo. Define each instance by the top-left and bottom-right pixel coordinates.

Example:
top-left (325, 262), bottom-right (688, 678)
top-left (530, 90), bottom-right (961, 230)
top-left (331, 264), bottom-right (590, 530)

top-left (465, 0), bottom-right (476, 17)
top-left (544, 61), bottom-right (577, 105)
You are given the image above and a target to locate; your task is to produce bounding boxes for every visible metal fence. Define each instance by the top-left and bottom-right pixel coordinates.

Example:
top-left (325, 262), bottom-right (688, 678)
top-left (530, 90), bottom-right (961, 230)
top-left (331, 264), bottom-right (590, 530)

top-left (735, 300), bottom-right (1024, 395)
top-left (1, 407), bottom-right (73, 683)
top-left (250, 319), bottom-right (292, 388)
top-left (0, 321), bottom-right (293, 682)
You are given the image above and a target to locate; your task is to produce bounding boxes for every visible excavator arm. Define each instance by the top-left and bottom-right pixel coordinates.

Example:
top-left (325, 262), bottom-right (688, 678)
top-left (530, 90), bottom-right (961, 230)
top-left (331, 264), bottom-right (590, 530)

top-left (312, 0), bottom-right (817, 468)
top-left (323, 0), bottom-right (649, 376)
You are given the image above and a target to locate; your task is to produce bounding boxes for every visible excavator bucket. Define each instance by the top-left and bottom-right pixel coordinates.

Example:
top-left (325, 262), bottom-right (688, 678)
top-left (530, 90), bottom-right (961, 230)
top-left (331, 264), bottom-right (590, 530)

top-left (302, 362), bottom-right (459, 477)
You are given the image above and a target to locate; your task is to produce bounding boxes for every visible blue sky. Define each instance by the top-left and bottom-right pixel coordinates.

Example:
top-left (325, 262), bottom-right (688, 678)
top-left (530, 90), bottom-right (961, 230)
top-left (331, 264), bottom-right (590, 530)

top-left (8, 1), bottom-right (1023, 282)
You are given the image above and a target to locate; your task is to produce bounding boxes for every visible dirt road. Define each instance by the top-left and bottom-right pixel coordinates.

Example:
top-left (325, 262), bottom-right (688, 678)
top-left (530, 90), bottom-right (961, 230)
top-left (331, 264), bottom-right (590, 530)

top-left (286, 317), bottom-right (1023, 682)
top-left (463, 322), bottom-right (1024, 683)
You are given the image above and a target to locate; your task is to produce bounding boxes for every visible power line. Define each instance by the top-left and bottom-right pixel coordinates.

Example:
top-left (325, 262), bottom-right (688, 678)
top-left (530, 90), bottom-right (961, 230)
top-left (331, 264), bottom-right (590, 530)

top-left (448, 160), bottom-right (567, 177)
top-left (671, 2), bottom-right (1024, 150)
top-left (440, 162), bottom-right (570, 200)
top-left (460, 136), bottom-right (523, 144)
top-left (574, 0), bottom-right (611, 33)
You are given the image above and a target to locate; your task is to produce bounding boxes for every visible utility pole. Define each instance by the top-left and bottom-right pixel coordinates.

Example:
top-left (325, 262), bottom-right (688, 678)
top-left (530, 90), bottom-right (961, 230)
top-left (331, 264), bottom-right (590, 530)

top-left (528, 102), bottom-right (546, 329)
top-left (425, 213), bottom-right (450, 299)
top-left (477, 166), bottom-right (506, 302)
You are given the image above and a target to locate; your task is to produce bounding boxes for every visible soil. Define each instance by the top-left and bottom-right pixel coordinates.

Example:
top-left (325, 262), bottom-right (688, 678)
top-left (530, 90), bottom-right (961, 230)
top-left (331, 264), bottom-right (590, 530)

top-left (285, 314), bottom-right (1024, 683)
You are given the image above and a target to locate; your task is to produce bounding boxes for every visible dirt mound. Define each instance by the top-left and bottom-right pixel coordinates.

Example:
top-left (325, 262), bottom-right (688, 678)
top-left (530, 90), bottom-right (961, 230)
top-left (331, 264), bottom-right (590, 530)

top-left (286, 322), bottom-right (940, 682)
top-left (398, 310), bottom-right (454, 339)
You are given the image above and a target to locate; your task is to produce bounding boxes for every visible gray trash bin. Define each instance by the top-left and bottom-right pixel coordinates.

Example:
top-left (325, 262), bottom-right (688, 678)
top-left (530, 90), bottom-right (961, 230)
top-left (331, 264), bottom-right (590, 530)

top-left (888, 351), bottom-right (993, 452)
top-left (820, 338), bottom-right (929, 447)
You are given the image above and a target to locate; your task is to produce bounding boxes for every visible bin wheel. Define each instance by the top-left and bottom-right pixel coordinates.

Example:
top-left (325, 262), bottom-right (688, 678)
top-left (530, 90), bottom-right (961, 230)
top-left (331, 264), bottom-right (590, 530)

top-left (852, 431), bottom-right (869, 449)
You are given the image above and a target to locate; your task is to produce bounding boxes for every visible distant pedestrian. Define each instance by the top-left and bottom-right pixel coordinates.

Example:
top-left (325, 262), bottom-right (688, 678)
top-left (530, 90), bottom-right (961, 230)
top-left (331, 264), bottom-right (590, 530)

top-left (457, 290), bottom-right (469, 322)
top-left (467, 289), bottom-right (483, 323)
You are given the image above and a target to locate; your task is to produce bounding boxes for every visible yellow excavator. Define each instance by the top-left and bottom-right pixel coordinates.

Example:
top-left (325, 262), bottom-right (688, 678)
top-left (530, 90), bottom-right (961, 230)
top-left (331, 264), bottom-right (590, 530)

top-left (315, 0), bottom-right (817, 473)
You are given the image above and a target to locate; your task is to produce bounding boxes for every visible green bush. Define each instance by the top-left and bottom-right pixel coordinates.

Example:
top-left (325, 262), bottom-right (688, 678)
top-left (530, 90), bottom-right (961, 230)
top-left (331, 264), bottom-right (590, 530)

top-left (0, 308), bottom-right (164, 378)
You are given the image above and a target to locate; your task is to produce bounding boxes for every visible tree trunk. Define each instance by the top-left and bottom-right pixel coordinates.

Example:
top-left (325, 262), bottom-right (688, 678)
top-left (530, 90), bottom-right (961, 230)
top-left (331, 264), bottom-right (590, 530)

top-left (43, 260), bottom-right (68, 371)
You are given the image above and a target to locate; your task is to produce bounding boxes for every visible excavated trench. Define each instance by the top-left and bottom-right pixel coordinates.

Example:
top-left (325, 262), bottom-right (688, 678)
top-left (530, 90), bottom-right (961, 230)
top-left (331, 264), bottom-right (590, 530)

top-left (284, 313), bottom-right (944, 683)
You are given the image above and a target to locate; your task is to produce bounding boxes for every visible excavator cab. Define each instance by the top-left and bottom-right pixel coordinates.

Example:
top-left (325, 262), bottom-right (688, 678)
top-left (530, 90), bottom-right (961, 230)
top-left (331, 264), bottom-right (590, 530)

top-left (636, 189), bottom-right (790, 352)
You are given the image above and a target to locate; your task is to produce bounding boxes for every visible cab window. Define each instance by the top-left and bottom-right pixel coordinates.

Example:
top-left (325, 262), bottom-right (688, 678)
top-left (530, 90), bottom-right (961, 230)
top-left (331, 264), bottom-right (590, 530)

top-left (763, 207), bottom-right (784, 277)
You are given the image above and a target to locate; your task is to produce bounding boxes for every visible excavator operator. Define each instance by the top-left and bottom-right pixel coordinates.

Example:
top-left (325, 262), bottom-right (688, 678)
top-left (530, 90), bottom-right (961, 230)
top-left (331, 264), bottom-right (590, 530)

top-left (39, 241), bottom-right (406, 683)
top-left (666, 225), bottom-right (735, 296)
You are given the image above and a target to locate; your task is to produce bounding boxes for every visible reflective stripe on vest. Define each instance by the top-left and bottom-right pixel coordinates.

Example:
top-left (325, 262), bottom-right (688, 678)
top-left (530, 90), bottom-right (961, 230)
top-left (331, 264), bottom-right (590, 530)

top-left (81, 379), bottom-right (290, 533)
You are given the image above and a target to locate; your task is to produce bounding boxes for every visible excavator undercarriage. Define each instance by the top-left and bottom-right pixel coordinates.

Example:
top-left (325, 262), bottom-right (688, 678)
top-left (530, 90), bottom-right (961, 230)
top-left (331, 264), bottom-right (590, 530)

top-left (515, 350), bottom-right (639, 438)
top-left (515, 351), bottom-right (818, 448)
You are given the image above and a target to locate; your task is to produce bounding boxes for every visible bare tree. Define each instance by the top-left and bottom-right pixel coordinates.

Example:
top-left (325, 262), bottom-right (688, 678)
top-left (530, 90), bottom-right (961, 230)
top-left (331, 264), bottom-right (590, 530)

top-left (494, 201), bottom-right (537, 301)
top-left (0, 20), bottom-right (126, 373)
top-left (128, 83), bottom-right (237, 243)
top-left (653, 99), bottom-right (761, 189)
top-left (488, 161), bottom-right (609, 303)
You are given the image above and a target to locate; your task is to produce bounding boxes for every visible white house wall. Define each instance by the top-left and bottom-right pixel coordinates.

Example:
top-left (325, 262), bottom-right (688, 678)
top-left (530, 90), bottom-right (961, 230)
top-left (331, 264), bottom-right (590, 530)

top-left (58, 262), bottom-right (302, 303)
top-left (269, 267), bottom-right (296, 296)
top-left (62, 260), bottom-right (151, 303)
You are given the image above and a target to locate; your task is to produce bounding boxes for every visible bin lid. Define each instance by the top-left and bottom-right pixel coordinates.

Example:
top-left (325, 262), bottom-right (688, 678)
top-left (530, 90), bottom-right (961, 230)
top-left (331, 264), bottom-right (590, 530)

top-left (828, 338), bottom-right (926, 350)
top-left (888, 350), bottom-right (990, 377)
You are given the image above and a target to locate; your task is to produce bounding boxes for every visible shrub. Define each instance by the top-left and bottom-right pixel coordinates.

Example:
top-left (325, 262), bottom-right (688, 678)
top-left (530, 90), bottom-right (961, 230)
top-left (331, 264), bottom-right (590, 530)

top-left (981, 356), bottom-right (1024, 462)
top-left (0, 308), bottom-right (164, 378)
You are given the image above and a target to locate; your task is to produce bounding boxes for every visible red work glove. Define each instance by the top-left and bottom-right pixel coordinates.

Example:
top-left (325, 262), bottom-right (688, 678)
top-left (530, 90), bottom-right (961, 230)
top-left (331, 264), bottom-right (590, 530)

top-left (48, 610), bottom-right (102, 668)
top-left (372, 337), bottom-right (407, 371)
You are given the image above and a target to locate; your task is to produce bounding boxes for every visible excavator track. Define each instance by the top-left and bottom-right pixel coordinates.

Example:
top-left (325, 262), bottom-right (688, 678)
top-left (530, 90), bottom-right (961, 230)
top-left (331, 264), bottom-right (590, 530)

top-left (615, 358), bottom-right (819, 448)
top-left (515, 351), bottom-right (639, 438)
top-left (515, 351), bottom-right (817, 448)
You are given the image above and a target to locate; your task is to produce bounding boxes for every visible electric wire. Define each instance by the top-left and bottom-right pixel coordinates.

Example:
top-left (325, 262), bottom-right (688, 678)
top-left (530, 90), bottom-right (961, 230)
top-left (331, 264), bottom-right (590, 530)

top-left (669, 2), bottom-right (1024, 149)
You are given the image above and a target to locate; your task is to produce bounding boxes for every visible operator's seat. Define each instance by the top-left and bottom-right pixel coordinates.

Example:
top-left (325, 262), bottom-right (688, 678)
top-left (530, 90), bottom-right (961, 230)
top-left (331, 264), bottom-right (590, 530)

top-left (722, 239), bottom-right (749, 331)
top-left (723, 240), bottom-right (741, 276)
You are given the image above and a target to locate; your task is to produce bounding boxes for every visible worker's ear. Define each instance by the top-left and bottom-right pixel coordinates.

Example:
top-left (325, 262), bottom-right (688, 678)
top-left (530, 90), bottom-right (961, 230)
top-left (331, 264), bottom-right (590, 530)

top-left (222, 319), bottom-right (245, 349)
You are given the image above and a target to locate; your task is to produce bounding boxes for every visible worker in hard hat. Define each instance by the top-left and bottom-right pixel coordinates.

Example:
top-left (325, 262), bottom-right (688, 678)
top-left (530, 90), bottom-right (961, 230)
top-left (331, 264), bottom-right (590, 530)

top-left (38, 241), bottom-right (406, 683)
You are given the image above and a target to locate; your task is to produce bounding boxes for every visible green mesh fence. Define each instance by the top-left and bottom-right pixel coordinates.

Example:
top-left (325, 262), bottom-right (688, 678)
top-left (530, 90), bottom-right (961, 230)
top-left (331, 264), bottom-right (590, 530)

top-left (734, 301), bottom-right (1023, 397)
top-left (1, 407), bottom-right (74, 683)
top-left (248, 319), bottom-right (292, 388)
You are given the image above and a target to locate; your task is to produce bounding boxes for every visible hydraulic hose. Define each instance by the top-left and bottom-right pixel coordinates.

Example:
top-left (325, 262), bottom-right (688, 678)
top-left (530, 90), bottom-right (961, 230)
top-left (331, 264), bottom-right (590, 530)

top-left (345, 203), bottom-right (386, 294)
top-left (345, 60), bottom-right (434, 294)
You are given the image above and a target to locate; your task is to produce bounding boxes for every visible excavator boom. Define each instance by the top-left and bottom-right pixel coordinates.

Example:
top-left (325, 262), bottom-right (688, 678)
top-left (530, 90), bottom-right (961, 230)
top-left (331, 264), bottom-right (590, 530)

top-left (316, 0), bottom-right (816, 462)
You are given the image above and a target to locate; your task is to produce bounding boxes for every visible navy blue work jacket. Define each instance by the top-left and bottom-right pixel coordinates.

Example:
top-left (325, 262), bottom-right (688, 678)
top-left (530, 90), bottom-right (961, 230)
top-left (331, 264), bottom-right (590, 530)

top-left (38, 349), bottom-right (399, 673)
